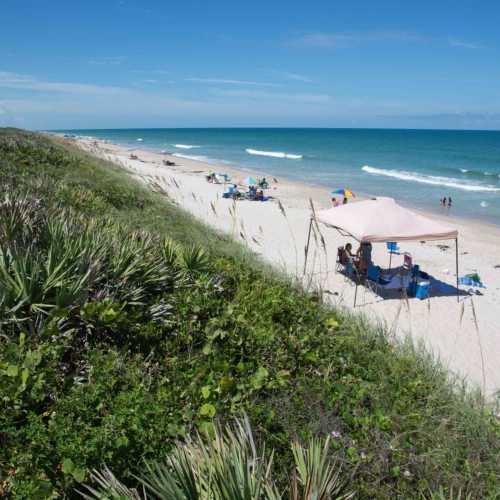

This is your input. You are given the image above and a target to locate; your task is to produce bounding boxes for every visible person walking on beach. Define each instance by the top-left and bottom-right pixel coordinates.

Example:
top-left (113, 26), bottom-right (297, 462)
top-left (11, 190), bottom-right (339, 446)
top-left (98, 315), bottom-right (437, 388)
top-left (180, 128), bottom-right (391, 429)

top-left (448, 196), bottom-right (452, 208)
top-left (440, 196), bottom-right (446, 206)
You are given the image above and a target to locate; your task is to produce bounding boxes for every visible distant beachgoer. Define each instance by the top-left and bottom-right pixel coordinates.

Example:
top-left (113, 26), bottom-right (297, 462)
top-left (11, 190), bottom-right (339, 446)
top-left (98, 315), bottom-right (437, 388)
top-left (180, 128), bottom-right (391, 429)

top-left (448, 196), bottom-right (452, 207)
top-left (343, 197), bottom-right (348, 205)
top-left (331, 197), bottom-right (339, 207)
top-left (259, 177), bottom-right (269, 189)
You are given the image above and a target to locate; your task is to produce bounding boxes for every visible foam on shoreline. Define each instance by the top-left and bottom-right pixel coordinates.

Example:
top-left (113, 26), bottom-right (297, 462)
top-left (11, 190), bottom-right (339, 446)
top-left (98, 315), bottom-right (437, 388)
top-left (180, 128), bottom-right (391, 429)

top-left (362, 165), bottom-right (500, 193)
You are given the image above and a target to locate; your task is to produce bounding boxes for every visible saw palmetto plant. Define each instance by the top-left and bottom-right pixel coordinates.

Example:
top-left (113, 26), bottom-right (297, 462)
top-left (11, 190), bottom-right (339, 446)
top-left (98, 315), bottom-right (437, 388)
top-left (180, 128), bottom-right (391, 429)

top-left (80, 416), bottom-right (353, 500)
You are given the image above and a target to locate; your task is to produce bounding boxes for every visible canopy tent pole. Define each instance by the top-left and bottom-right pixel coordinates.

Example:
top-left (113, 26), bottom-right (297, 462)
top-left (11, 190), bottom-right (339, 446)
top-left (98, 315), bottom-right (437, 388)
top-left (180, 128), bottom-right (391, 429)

top-left (389, 251), bottom-right (392, 270)
top-left (303, 218), bottom-right (313, 275)
top-left (455, 238), bottom-right (459, 302)
top-left (354, 280), bottom-right (359, 307)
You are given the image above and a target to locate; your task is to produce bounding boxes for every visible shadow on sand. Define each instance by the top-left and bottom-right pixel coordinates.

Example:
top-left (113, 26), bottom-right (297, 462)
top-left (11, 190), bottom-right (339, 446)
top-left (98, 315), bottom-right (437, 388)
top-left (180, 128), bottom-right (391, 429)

top-left (339, 267), bottom-right (470, 307)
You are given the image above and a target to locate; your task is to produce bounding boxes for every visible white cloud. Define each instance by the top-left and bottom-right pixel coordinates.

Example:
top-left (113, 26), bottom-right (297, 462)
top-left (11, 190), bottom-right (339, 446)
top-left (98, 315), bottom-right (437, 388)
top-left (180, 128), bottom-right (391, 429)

top-left (290, 31), bottom-right (423, 48)
top-left (88, 56), bottom-right (126, 65)
top-left (281, 72), bottom-right (313, 83)
top-left (290, 32), bottom-right (485, 51)
top-left (186, 77), bottom-right (280, 87)
top-left (0, 71), bottom-right (130, 95)
top-left (211, 88), bottom-right (331, 104)
top-left (448, 38), bottom-right (484, 49)
top-left (131, 69), bottom-right (171, 75)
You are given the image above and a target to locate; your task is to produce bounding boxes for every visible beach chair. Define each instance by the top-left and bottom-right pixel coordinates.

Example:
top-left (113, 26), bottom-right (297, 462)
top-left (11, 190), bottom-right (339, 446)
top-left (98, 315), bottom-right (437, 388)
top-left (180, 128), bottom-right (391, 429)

top-left (344, 260), bottom-right (361, 285)
top-left (403, 252), bottom-right (412, 270)
top-left (335, 247), bottom-right (345, 273)
top-left (366, 264), bottom-right (391, 296)
top-left (386, 242), bottom-right (400, 253)
top-left (386, 242), bottom-right (400, 268)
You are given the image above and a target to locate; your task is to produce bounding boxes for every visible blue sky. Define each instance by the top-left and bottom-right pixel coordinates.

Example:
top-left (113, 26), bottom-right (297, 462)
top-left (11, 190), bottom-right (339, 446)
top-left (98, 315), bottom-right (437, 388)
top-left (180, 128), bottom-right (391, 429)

top-left (1, 0), bottom-right (499, 130)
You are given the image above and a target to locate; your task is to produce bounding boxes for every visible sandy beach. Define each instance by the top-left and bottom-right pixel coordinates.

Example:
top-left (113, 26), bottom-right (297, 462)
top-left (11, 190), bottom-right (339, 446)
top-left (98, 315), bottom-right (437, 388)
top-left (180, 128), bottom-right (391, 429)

top-left (72, 136), bottom-right (500, 399)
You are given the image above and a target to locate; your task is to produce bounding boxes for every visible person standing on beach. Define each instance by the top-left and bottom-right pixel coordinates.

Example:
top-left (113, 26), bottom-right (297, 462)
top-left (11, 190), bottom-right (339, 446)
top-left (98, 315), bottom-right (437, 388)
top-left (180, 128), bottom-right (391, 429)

top-left (343, 196), bottom-right (348, 205)
top-left (448, 196), bottom-right (452, 208)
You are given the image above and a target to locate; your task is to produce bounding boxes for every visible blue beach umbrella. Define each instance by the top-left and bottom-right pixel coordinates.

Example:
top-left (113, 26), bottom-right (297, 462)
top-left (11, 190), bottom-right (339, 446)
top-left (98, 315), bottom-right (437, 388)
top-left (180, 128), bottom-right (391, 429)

top-left (242, 176), bottom-right (258, 185)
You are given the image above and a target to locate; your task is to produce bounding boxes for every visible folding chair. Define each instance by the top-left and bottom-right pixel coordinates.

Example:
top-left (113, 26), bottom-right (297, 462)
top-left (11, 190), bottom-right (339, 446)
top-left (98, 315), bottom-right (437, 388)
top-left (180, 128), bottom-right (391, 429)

top-left (386, 241), bottom-right (400, 268)
top-left (336, 246), bottom-right (347, 273)
top-left (403, 252), bottom-right (412, 271)
top-left (366, 264), bottom-right (390, 296)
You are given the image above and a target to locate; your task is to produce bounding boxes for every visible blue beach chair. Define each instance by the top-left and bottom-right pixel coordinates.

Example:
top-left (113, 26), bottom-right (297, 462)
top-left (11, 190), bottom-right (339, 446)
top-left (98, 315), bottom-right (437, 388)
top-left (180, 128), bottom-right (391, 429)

top-left (386, 242), bottom-right (400, 268)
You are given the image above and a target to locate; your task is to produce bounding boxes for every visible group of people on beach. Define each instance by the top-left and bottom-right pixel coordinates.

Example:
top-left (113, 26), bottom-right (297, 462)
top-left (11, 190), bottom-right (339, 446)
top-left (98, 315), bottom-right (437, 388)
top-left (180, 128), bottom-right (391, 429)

top-left (338, 241), bottom-right (373, 275)
top-left (220, 176), bottom-right (269, 201)
top-left (440, 196), bottom-right (452, 208)
top-left (331, 196), bottom-right (349, 207)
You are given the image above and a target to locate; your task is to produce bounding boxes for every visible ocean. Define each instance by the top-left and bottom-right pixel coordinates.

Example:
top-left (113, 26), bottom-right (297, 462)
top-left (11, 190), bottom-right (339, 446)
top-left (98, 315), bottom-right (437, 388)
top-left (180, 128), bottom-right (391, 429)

top-left (59, 128), bottom-right (500, 225)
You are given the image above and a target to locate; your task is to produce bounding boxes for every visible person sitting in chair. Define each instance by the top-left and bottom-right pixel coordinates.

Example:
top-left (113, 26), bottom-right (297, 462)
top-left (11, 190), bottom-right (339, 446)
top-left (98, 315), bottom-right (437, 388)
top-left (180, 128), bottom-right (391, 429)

top-left (338, 243), bottom-right (356, 266)
top-left (345, 243), bottom-right (356, 261)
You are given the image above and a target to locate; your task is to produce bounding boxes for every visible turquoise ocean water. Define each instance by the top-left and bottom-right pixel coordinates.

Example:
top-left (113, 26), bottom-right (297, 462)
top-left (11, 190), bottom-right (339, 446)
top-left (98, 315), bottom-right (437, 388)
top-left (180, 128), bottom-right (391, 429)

top-left (59, 128), bottom-right (500, 225)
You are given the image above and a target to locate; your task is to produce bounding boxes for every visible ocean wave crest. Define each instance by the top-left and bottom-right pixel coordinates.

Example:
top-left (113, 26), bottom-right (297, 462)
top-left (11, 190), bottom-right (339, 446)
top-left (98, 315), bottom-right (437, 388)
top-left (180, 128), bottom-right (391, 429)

top-left (173, 144), bottom-right (200, 149)
top-left (362, 165), bottom-right (500, 193)
top-left (172, 153), bottom-right (209, 162)
top-left (245, 148), bottom-right (302, 159)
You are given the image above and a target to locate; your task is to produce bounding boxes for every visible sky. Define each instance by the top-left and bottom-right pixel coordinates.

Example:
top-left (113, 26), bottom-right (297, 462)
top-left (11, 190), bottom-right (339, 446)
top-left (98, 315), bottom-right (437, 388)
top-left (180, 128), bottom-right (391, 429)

top-left (1, 0), bottom-right (499, 130)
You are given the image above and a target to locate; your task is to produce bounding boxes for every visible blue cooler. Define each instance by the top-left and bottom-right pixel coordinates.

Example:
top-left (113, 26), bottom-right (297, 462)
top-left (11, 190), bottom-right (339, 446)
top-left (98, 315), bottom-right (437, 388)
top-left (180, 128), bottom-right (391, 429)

top-left (415, 281), bottom-right (430, 300)
top-left (407, 280), bottom-right (417, 297)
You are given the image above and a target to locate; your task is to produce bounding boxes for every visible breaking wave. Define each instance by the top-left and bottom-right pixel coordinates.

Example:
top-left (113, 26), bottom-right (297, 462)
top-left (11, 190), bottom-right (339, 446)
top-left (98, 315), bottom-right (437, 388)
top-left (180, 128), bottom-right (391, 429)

top-left (245, 148), bottom-right (302, 159)
top-left (172, 153), bottom-right (209, 162)
top-left (362, 165), bottom-right (500, 192)
top-left (173, 144), bottom-right (200, 149)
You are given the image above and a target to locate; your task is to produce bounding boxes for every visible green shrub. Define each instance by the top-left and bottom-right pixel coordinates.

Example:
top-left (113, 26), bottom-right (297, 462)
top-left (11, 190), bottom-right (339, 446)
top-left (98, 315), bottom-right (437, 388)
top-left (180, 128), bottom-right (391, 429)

top-left (0, 129), bottom-right (498, 499)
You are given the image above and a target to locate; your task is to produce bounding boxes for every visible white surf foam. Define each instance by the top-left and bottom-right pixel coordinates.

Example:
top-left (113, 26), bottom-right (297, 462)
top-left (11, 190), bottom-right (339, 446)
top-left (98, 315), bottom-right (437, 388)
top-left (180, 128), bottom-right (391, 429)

top-left (245, 148), bottom-right (302, 159)
top-left (172, 153), bottom-right (209, 162)
top-left (136, 138), bottom-right (143, 142)
top-left (173, 144), bottom-right (200, 149)
top-left (362, 165), bottom-right (500, 193)
top-left (480, 201), bottom-right (490, 208)
top-left (459, 168), bottom-right (468, 173)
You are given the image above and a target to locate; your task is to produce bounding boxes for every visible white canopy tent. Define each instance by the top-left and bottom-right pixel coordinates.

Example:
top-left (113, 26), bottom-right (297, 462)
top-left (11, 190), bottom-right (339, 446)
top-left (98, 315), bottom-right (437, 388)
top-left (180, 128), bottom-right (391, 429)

top-left (304, 197), bottom-right (460, 302)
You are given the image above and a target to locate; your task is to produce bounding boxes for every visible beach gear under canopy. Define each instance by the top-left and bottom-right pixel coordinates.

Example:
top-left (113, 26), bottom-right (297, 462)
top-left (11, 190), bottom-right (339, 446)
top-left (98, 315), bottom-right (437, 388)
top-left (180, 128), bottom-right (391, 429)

top-left (331, 188), bottom-right (355, 198)
top-left (315, 197), bottom-right (457, 242)
top-left (304, 197), bottom-right (460, 304)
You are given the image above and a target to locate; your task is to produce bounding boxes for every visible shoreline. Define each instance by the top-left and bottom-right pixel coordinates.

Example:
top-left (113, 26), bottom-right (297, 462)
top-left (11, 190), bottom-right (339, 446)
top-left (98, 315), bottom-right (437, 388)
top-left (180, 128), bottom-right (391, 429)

top-left (70, 133), bottom-right (500, 231)
top-left (62, 134), bottom-right (500, 399)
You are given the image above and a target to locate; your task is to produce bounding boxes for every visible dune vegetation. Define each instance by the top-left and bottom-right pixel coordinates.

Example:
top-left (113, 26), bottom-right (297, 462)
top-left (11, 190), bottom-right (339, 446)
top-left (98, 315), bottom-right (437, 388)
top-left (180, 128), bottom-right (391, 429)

top-left (0, 128), bottom-right (499, 499)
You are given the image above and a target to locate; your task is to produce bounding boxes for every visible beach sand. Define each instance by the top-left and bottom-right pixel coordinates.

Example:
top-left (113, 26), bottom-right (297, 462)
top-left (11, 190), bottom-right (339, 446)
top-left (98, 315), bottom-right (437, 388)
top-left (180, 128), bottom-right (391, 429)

top-left (73, 137), bottom-right (500, 399)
